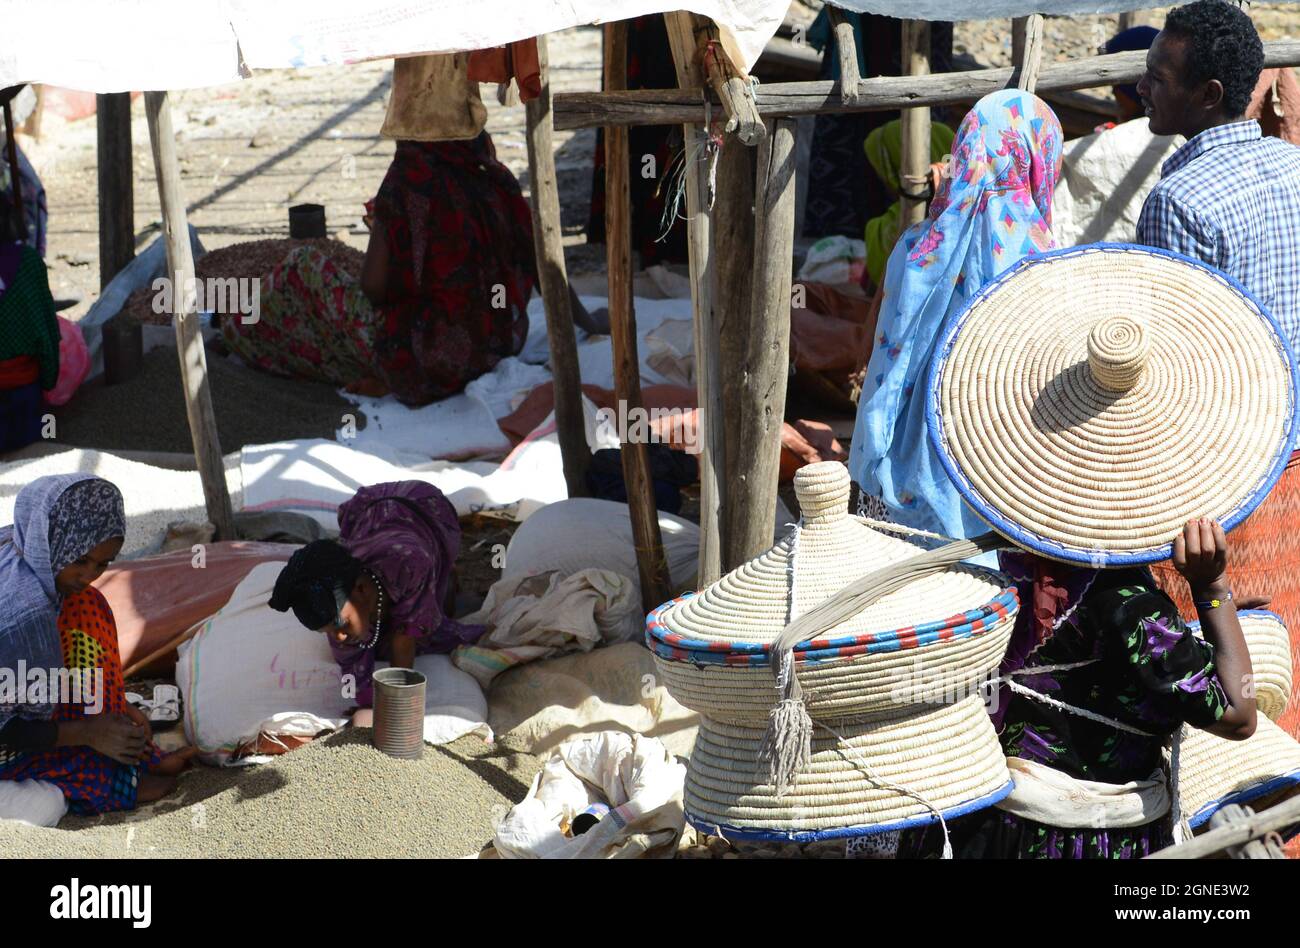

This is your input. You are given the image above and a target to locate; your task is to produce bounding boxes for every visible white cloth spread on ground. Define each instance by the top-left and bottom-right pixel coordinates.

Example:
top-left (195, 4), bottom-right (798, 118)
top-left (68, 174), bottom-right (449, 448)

top-left (241, 400), bottom-right (619, 526)
top-left (177, 561), bottom-right (488, 764)
top-left (5, 0), bottom-right (788, 89)
top-left (994, 757), bottom-right (1170, 829)
top-left (1051, 118), bottom-right (1183, 248)
top-left (492, 731), bottom-right (686, 859)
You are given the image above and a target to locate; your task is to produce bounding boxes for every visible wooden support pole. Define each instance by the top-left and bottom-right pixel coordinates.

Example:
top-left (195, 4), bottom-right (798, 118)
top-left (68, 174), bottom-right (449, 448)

top-left (665, 11), bottom-right (726, 586)
top-left (525, 34), bottom-right (589, 499)
top-left (827, 7), bottom-right (861, 106)
top-left (553, 40), bottom-right (1300, 129)
top-left (1011, 14), bottom-right (1046, 93)
top-left (899, 20), bottom-right (932, 231)
top-left (1117, 11), bottom-right (1139, 31)
top-left (729, 117), bottom-right (796, 565)
top-left (603, 22), bottom-right (673, 612)
top-left (714, 139), bottom-right (757, 573)
top-left (143, 91), bottom-right (237, 541)
top-left (96, 92), bottom-right (135, 288)
top-left (3, 100), bottom-right (22, 239)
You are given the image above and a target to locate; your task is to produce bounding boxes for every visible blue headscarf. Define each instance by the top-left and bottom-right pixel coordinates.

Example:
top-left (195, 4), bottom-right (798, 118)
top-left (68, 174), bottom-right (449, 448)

top-left (0, 474), bottom-right (125, 727)
top-left (848, 89), bottom-right (1063, 539)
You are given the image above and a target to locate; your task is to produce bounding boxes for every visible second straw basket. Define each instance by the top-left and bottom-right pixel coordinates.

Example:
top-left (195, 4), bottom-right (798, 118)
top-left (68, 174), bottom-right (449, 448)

top-left (1180, 610), bottom-right (1300, 827)
top-left (647, 461), bottom-right (1020, 841)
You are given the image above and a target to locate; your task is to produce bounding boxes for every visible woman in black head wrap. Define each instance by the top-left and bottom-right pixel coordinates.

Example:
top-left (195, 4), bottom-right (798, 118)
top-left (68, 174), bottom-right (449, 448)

top-left (269, 540), bottom-right (363, 634)
top-left (268, 482), bottom-right (484, 725)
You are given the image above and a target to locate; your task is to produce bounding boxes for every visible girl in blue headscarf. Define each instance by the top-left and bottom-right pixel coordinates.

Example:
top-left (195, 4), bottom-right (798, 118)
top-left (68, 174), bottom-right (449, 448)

top-left (0, 474), bottom-right (188, 824)
top-left (848, 89), bottom-right (1064, 539)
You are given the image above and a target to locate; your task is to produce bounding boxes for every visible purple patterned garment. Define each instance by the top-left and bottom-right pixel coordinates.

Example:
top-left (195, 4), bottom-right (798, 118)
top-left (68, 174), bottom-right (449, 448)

top-left (899, 551), bottom-right (1227, 859)
top-left (331, 481), bottom-right (483, 707)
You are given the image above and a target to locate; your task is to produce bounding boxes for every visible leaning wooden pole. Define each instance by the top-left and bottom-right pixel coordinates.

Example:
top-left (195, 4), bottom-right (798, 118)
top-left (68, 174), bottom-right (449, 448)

top-left (730, 118), bottom-right (797, 564)
top-left (603, 22), bottom-right (672, 612)
top-left (3, 100), bottom-right (22, 238)
top-left (1011, 14), bottom-right (1046, 92)
top-left (828, 6), bottom-right (862, 106)
top-left (665, 11), bottom-right (725, 586)
top-left (525, 33), bottom-right (589, 498)
top-left (143, 91), bottom-right (236, 541)
top-left (899, 20), bottom-right (932, 231)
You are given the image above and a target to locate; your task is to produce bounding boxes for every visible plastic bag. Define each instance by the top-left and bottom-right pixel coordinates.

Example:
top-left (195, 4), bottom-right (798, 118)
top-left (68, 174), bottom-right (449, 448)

top-left (43, 316), bottom-right (89, 407)
top-left (797, 235), bottom-right (866, 286)
top-left (492, 732), bottom-right (686, 859)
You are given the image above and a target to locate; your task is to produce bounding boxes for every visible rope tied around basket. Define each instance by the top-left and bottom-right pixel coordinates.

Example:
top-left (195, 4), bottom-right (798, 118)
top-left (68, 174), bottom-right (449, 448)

top-left (760, 530), bottom-right (1007, 796)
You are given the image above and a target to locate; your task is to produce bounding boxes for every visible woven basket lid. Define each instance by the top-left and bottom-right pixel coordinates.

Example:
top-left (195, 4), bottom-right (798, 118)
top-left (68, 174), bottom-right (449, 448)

top-left (648, 461), bottom-right (1011, 656)
top-left (1193, 611), bottom-right (1292, 723)
top-left (1180, 714), bottom-right (1300, 828)
top-left (928, 244), bottom-right (1299, 566)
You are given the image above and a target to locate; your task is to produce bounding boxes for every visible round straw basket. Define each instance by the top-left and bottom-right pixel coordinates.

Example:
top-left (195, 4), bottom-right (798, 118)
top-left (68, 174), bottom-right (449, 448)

top-left (684, 694), bottom-right (1012, 840)
top-left (1191, 610), bottom-right (1292, 723)
top-left (928, 244), bottom-right (1299, 566)
top-left (1180, 714), bottom-right (1300, 829)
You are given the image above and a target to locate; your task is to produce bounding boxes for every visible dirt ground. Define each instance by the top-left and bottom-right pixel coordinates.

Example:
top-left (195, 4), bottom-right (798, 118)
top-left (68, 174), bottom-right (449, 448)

top-left (24, 26), bottom-right (607, 323)
top-left (21, 9), bottom-right (1298, 327)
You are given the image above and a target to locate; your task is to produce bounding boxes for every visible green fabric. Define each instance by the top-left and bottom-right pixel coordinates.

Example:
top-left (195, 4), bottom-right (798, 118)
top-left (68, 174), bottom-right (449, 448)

top-left (0, 245), bottom-right (59, 389)
top-left (862, 120), bottom-right (956, 287)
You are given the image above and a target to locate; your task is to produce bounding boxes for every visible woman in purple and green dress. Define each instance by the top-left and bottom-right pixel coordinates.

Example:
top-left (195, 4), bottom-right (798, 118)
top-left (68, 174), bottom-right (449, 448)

top-left (268, 481), bottom-right (484, 723)
top-left (898, 519), bottom-right (1260, 859)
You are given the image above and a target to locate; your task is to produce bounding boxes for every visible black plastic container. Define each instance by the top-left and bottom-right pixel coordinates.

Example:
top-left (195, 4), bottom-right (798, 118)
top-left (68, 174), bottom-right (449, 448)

top-left (289, 203), bottom-right (327, 239)
top-left (102, 314), bottom-right (143, 386)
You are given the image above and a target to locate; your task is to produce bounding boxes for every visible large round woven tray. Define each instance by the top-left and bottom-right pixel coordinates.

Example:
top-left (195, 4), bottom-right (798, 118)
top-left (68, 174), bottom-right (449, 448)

top-left (928, 244), bottom-right (1298, 566)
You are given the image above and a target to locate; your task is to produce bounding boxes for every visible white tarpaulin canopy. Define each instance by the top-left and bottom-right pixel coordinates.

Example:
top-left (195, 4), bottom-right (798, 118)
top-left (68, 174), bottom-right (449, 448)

top-left (2, 0), bottom-right (789, 92)
top-left (826, 0), bottom-right (1296, 20)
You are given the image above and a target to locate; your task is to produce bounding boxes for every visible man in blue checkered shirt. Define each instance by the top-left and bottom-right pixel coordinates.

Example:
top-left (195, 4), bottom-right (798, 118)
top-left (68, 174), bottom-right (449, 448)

top-left (1136, 0), bottom-right (1300, 351)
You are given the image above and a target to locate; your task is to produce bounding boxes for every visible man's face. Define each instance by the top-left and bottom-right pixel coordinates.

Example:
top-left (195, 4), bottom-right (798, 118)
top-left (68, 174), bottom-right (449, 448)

top-left (1137, 32), bottom-right (1202, 137)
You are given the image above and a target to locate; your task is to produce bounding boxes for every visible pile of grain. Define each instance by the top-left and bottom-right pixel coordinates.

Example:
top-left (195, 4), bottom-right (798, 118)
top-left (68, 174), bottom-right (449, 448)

top-left (121, 238), bottom-right (365, 326)
top-left (0, 731), bottom-right (540, 858)
top-left (52, 346), bottom-right (360, 454)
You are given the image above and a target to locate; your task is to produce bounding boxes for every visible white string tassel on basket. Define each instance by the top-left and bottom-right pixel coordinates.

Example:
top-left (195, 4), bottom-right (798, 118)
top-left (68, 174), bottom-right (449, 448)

top-left (761, 520), bottom-right (812, 794)
top-left (761, 530), bottom-right (1006, 796)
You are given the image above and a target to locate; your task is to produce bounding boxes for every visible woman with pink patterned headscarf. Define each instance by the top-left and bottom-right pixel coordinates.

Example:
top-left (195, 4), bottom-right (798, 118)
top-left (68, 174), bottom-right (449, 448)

top-left (848, 89), bottom-right (1063, 540)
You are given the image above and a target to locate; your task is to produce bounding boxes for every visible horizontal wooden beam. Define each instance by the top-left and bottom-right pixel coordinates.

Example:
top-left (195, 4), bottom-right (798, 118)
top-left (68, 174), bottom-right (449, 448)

top-left (555, 40), bottom-right (1300, 130)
